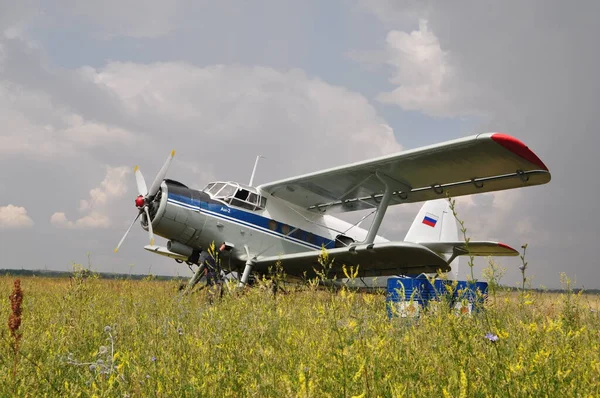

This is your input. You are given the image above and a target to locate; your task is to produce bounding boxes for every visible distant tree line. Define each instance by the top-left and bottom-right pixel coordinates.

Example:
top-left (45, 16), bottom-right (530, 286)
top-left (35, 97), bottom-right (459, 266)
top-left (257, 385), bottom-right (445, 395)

top-left (0, 269), bottom-right (186, 282)
top-left (1, 269), bottom-right (598, 294)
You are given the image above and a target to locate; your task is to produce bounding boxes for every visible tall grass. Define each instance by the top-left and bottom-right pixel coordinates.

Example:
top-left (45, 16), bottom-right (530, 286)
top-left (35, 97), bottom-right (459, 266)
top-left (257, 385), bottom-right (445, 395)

top-left (1, 267), bottom-right (599, 397)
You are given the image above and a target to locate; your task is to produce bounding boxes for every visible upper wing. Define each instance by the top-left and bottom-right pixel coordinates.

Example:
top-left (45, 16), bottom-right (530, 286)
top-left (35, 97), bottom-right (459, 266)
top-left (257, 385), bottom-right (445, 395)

top-left (258, 133), bottom-right (550, 213)
top-left (252, 241), bottom-right (451, 278)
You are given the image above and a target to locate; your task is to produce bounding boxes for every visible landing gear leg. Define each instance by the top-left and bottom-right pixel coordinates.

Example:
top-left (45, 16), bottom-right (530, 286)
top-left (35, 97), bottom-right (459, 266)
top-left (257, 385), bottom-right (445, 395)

top-left (186, 263), bottom-right (206, 292)
top-left (238, 259), bottom-right (254, 288)
top-left (238, 245), bottom-right (255, 288)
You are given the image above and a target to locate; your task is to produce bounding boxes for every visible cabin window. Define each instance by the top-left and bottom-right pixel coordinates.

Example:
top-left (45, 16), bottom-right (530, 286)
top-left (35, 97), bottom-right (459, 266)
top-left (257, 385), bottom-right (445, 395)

top-left (235, 189), bottom-right (250, 201)
top-left (227, 189), bottom-right (254, 210)
top-left (291, 229), bottom-right (304, 240)
top-left (230, 198), bottom-right (255, 210)
top-left (247, 193), bottom-right (258, 205)
top-left (269, 220), bottom-right (278, 231)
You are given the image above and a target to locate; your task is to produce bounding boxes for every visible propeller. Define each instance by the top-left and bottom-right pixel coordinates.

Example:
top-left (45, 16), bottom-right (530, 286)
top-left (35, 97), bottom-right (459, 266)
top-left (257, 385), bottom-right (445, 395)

top-left (134, 166), bottom-right (148, 196)
top-left (114, 150), bottom-right (175, 253)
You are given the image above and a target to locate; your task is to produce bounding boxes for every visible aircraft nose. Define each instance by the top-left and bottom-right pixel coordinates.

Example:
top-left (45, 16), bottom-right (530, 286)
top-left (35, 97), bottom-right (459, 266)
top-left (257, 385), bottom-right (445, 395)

top-left (135, 195), bottom-right (145, 208)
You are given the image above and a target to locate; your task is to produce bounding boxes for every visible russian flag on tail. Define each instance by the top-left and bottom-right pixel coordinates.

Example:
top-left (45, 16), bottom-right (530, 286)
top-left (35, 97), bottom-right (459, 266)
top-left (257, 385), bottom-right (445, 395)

top-left (422, 213), bottom-right (438, 228)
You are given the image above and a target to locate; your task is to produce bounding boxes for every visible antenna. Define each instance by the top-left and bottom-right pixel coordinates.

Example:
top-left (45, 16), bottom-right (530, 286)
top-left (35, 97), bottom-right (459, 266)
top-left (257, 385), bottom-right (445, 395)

top-left (248, 155), bottom-right (265, 186)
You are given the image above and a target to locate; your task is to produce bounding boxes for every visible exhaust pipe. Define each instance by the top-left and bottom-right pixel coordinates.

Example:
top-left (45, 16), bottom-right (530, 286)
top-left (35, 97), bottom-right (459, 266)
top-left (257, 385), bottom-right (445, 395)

top-left (167, 240), bottom-right (194, 257)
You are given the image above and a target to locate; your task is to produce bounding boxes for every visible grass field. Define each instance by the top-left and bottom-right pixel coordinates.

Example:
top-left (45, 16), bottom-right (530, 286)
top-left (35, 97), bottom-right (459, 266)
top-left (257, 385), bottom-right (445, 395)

top-left (1, 267), bottom-right (599, 397)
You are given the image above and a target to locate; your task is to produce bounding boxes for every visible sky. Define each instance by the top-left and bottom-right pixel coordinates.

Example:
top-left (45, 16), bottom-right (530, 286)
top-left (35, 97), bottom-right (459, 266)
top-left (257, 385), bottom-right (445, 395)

top-left (0, 0), bottom-right (597, 289)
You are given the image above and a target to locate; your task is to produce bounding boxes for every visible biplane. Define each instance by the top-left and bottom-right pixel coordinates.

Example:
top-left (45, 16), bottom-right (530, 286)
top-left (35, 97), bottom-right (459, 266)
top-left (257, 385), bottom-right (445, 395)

top-left (114, 133), bottom-right (550, 288)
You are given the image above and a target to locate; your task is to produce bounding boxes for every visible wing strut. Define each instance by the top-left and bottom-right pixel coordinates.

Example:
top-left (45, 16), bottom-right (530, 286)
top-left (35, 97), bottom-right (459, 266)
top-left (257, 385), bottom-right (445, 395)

top-left (364, 170), bottom-right (410, 244)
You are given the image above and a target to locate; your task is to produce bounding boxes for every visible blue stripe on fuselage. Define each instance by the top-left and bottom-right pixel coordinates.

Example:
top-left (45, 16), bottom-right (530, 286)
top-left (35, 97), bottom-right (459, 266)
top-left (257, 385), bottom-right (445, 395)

top-left (167, 193), bottom-right (335, 249)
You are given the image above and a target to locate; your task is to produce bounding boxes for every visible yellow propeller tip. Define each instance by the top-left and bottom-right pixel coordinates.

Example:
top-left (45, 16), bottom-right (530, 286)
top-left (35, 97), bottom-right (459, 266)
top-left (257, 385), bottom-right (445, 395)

top-left (150, 239), bottom-right (155, 246)
top-left (171, 150), bottom-right (176, 157)
top-left (114, 248), bottom-right (119, 253)
top-left (133, 165), bottom-right (139, 172)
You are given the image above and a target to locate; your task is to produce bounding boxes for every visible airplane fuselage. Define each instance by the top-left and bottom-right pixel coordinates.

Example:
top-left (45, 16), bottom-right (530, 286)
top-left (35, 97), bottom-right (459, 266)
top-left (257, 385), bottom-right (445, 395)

top-left (143, 180), bottom-right (387, 270)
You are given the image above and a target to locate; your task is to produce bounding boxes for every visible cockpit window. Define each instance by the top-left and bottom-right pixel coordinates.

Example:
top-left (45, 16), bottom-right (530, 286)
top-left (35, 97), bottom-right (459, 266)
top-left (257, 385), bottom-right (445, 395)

top-left (208, 183), bottom-right (225, 196)
top-left (203, 181), bottom-right (267, 211)
top-left (215, 184), bottom-right (236, 198)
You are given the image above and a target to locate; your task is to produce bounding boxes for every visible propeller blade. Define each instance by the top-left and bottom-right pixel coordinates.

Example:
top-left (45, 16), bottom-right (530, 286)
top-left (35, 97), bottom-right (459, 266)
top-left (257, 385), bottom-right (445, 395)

top-left (144, 205), bottom-right (155, 246)
top-left (134, 166), bottom-right (148, 196)
top-left (114, 212), bottom-right (142, 253)
top-left (148, 150), bottom-right (175, 197)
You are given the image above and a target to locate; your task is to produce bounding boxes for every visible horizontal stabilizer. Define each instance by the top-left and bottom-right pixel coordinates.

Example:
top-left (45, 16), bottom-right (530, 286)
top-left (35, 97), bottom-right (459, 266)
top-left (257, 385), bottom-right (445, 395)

top-left (420, 241), bottom-right (519, 257)
top-left (253, 241), bottom-right (450, 279)
top-left (144, 245), bottom-right (189, 261)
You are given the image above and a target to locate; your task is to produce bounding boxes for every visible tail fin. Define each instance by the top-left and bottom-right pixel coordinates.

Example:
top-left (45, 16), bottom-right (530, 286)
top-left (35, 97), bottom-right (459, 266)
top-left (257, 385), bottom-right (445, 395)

top-left (404, 199), bottom-right (460, 278)
top-left (404, 199), bottom-right (458, 244)
top-left (405, 199), bottom-right (519, 279)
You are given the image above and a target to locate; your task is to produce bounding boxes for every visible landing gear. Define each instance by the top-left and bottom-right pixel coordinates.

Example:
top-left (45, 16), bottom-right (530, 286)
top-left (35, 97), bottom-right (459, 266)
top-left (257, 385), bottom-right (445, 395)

top-left (183, 247), bottom-right (228, 297)
top-left (182, 244), bottom-right (258, 294)
top-left (182, 249), bottom-right (213, 293)
top-left (238, 259), bottom-right (255, 288)
top-left (238, 245), bottom-right (256, 288)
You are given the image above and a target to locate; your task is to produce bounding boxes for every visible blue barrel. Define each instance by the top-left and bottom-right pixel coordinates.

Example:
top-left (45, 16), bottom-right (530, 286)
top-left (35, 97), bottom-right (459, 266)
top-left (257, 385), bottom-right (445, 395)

top-left (453, 281), bottom-right (488, 314)
top-left (431, 279), bottom-right (455, 300)
top-left (386, 277), bottom-right (429, 318)
top-left (387, 277), bottom-right (489, 318)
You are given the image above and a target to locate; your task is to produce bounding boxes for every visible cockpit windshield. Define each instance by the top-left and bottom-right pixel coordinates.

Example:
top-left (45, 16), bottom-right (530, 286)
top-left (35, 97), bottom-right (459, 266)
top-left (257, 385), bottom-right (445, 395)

top-left (203, 181), bottom-right (267, 211)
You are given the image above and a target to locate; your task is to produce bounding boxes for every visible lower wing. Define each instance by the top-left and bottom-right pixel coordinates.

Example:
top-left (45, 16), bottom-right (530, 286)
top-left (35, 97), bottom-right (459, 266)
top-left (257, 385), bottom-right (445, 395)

top-left (253, 241), bottom-right (518, 279)
top-left (253, 242), bottom-right (450, 278)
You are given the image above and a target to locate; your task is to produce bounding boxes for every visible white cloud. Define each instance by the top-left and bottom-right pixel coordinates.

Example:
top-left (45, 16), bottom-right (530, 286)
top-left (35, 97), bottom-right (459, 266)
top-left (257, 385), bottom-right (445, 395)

top-left (62, 114), bottom-right (136, 149)
top-left (49, 212), bottom-right (68, 226)
top-left (0, 81), bottom-right (136, 158)
top-left (86, 62), bottom-right (402, 184)
top-left (79, 166), bottom-right (130, 211)
top-left (51, 166), bottom-right (130, 229)
top-left (1, 35), bottom-right (401, 168)
top-left (50, 211), bottom-right (111, 229)
top-left (377, 19), bottom-right (480, 117)
top-left (0, 204), bottom-right (34, 228)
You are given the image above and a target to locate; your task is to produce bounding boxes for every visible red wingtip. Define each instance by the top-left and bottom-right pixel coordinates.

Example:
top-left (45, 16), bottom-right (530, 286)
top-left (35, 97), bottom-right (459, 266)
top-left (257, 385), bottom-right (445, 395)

top-left (491, 133), bottom-right (549, 171)
top-left (497, 242), bottom-right (518, 253)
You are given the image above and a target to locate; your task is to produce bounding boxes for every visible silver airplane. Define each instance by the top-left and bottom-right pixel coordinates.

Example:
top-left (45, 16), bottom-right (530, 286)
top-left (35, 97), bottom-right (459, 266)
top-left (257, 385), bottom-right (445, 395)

top-left (114, 133), bottom-right (551, 289)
